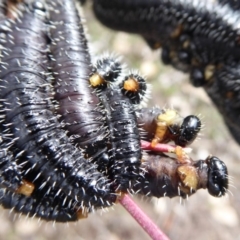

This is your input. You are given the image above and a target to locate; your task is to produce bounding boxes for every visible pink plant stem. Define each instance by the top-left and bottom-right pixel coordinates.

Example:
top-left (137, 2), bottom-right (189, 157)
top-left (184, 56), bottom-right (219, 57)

top-left (119, 194), bottom-right (170, 240)
top-left (141, 140), bottom-right (176, 153)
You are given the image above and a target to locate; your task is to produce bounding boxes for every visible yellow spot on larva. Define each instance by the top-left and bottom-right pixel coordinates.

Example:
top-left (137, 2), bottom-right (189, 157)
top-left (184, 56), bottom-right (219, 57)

top-left (178, 165), bottom-right (198, 191)
top-left (16, 180), bottom-right (35, 197)
top-left (89, 73), bottom-right (105, 87)
top-left (157, 109), bottom-right (179, 125)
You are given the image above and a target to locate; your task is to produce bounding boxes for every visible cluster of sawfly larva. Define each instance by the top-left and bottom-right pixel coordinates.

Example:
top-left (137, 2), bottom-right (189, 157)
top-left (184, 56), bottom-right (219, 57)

top-left (0, 0), bottom-right (229, 226)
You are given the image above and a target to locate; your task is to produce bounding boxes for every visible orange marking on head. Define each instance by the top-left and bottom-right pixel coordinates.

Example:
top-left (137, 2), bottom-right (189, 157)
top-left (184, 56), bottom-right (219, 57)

top-left (123, 78), bottom-right (140, 92)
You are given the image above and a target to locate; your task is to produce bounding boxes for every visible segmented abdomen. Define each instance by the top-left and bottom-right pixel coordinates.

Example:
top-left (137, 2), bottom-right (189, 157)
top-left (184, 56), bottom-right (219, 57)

top-left (47, 0), bottom-right (106, 153)
top-left (99, 87), bottom-right (141, 191)
top-left (93, 0), bottom-right (240, 59)
top-left (0, 1), bottom-right (116, 210)
top-left (0, 187), bottom-right (80, 222)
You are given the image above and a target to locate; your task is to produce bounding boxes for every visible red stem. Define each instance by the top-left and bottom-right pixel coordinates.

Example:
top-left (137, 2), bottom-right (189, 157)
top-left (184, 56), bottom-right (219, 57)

top-left (119, 194), bottom-right (170, 240)
top-left (141, 140), bottom-right (176, 153)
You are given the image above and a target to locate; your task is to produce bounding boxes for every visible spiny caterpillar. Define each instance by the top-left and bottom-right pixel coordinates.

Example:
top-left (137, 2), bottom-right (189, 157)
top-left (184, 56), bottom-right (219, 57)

top-left (0, 0), bottom-right (117, 219)
top-left (92, 0), bottom-right (240, 146)
top-left (0, 0), bottom-right (229, 223)
top-left (89, 56), bottom-right (147, 191)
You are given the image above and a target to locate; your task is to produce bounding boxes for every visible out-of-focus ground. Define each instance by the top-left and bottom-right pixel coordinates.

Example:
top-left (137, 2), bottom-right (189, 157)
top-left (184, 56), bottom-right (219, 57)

top-left (0, 2), bottom-right (240, 240)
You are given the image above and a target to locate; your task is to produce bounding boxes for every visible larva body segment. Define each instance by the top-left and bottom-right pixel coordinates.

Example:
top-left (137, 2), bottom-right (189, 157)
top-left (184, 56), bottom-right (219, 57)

top-left (47, 0), bottom-right (107, 154)
top-left (0, 187), bottom-right (81, 222)
top-left (134, 153), bottom-right (190, 198)
top-left (0, 0), bottom-right (116, 210)
top-left (90, 57), bottom-right (143, 191)
top-left (101, 87), bottom-right (142, 191)
top-left (0, 147), bottom-right (22, 192)
top-left (204, 59), bottom-right (240, 143)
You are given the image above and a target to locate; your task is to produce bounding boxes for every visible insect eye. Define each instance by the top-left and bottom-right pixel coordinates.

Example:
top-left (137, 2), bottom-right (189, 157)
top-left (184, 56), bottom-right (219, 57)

top-left (207, 156), bottom-right (228, 197)
top-left (175, 115), bottom-right (201, 147)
